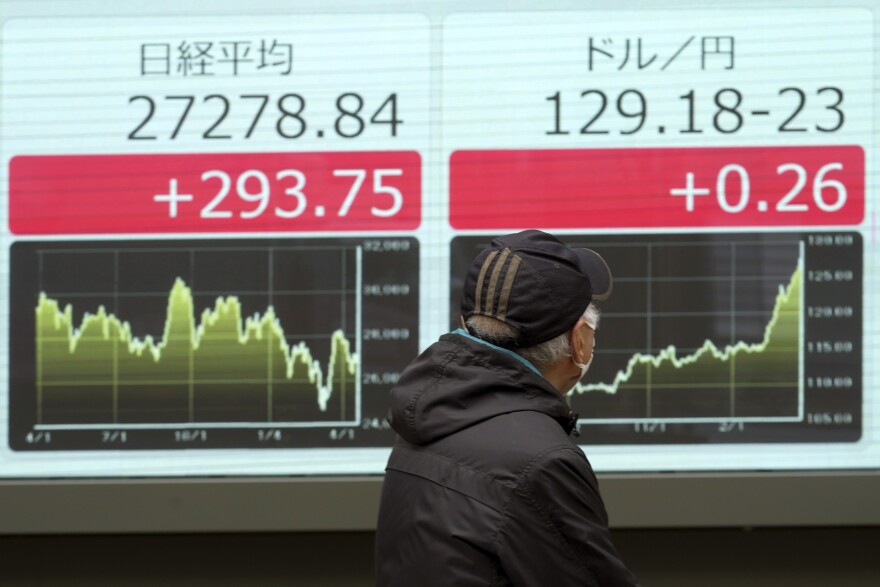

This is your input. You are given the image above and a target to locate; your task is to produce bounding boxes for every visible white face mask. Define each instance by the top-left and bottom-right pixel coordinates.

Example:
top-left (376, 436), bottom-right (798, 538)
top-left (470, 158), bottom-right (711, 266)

top-left (573, 354), bottom-right (593, 380)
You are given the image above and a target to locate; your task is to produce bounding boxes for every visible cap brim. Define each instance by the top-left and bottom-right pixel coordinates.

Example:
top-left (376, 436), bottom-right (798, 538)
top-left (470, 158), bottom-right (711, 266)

top-left (575, 248), bottom-right (613, 302)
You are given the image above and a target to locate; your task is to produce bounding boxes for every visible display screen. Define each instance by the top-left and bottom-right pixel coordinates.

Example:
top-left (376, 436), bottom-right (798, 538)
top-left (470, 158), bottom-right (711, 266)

top-left (0, 2), bottom-right (876, 478)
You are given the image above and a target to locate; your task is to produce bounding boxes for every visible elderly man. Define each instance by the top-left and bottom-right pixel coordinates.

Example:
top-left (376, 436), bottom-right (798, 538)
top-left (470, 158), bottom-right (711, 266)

top-left (375, 230), bottom-right (639, 586)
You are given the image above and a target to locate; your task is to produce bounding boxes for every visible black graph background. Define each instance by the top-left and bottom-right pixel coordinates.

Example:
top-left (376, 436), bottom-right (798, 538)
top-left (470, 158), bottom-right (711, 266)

top-left (450, 232), bottom-right (861, 444)
top-left (10, 238), bottom-right (419, 450)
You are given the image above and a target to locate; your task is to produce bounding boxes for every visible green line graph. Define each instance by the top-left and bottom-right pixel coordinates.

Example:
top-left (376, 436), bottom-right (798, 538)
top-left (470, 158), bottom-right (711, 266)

top-left (575, 263), bottom-right (801, 399)
top-left (453, 232), bottom-right (861, 443)
top-left (36, 278), bottom-right (358, 424)
top-left (11, 238), bottom-right (422, 450)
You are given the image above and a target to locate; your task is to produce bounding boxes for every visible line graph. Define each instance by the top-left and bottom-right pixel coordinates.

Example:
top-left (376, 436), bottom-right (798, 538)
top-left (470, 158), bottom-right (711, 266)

top-left (36, 278), bottom-right (358, 425)
top-left (451, 232), bottom-right (861, 444)
top-left (574, 254), bottom-right (802, 423)
top-left (10, 238), bottom-right (419, 450)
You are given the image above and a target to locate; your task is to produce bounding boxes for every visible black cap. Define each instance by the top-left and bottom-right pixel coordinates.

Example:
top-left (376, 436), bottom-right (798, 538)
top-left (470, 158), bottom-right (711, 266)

top-left (461, 230), bottom-right (612, 348)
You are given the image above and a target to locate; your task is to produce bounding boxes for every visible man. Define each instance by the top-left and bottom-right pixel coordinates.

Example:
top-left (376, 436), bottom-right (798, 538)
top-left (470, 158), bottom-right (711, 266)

top-left (375, 230), bottom-right (639, 586)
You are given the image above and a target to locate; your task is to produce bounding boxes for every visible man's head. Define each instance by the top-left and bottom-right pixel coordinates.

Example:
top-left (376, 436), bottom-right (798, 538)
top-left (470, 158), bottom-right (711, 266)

top-left (460, 230), bottom-right (612, 392)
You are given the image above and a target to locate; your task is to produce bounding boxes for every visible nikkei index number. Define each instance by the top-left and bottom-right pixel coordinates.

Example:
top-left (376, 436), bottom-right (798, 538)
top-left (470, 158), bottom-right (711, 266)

top-left (128, 93), bottom-right (402, 140)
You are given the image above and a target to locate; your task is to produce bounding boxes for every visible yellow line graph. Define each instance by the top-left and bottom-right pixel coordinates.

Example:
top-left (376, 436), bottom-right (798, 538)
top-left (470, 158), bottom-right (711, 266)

top-left (36, 278), bottom-right (358, 421)
top-left (575, 263), bottom-right (801, 397)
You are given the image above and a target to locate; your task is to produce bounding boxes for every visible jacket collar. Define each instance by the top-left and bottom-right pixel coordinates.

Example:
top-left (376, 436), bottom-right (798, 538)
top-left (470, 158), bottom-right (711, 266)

top-left (451, 328), bottom-right (543, 377)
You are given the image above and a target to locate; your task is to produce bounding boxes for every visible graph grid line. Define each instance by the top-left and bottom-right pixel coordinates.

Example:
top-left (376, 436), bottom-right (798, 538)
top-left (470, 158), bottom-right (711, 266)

top-left (573, 238), bottom-right (804, 425)
top-left (31, 243), bottom-right (362, 429)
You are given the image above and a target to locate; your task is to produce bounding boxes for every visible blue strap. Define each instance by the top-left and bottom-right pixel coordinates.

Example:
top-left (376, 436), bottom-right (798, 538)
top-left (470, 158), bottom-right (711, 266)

top-left (452, 328), bottom-right (543, 377)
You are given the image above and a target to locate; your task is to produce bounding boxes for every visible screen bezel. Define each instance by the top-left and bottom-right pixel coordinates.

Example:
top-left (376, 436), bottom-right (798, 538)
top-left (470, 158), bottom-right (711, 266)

top-left (2, 472), bottom-right (879, 533)
top-left (2, 0), bottom-right (878, 535)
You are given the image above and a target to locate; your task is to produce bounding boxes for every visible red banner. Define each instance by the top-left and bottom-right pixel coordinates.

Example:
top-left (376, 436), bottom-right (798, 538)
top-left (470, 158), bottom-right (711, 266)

top-left (10, 151), bottom-right (421, 234)
top-left (449, 146), bottom-right (864, 229)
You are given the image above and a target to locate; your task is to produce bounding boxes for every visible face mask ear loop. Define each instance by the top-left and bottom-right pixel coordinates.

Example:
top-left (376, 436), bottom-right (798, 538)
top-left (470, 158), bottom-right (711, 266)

top-left (572, 319), bottom-right (594, 380)
top-left (573, 355), bottom-right (592, 380)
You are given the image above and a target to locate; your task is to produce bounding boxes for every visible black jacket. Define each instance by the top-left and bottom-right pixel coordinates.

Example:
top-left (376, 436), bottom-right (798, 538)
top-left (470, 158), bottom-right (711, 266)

top-left (375, 329), bottom-right (639, 586)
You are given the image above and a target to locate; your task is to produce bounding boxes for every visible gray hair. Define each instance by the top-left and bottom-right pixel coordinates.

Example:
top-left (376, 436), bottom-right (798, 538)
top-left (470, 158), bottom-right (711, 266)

top-left (465, 303), bottom-right (600, 372)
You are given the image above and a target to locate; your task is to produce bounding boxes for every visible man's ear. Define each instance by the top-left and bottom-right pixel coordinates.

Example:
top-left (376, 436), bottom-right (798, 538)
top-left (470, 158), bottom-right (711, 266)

top-left (569, 318), bottom-right (589, 363)
top-left (460, 315), bottom-right (467, 329)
